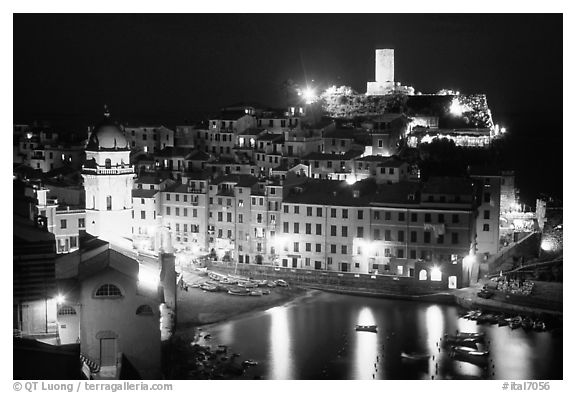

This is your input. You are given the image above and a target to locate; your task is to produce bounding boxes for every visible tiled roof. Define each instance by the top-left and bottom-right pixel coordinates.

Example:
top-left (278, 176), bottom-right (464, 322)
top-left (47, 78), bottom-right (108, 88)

top-left (132, 189), bottom-right (158, 198)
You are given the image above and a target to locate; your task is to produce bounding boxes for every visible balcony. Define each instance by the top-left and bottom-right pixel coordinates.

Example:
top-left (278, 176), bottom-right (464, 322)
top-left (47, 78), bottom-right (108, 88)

top-left (82, 166), bottom-right (134, 175)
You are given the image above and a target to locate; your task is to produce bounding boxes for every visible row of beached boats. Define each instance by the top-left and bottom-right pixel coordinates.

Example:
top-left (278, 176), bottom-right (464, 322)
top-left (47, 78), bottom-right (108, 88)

top-left (462, 310), bottom-right (547, 332)
top-left (192, 273), bottom-right (289, 297)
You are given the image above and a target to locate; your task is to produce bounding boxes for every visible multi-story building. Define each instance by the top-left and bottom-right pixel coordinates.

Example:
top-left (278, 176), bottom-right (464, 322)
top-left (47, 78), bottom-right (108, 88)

top-left (278, 177), bottom-right (476, 287)
top-left (470, 168), bottom-right (502, 256)
top-left (303, 150), bottom-right (364, 180)
top-left (124, 125), bottom-right (175, 154)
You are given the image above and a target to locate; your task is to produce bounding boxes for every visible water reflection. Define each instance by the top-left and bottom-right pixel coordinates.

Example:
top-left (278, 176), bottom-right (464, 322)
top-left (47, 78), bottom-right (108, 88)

top-left (266, 306), bottom-right (294, 379)
top-left (352, 307), bottom-right (379, 379)
top-left (193, 293), bottom-right (562, 380)
top-left (425, 305), bottom-right (444, 377)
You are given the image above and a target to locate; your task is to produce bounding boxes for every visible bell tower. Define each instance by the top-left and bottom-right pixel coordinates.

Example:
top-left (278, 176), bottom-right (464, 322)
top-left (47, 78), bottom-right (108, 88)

top-left (82, 112), bottom-right (134, 245)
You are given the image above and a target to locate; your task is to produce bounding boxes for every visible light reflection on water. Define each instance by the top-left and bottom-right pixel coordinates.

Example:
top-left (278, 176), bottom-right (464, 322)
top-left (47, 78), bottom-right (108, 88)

top-left (352, 307), bottom-right (378, 379)
top-left (266, 306), bottom-right (294, 379)
top-left (195, 292), bottom-right (562, 380)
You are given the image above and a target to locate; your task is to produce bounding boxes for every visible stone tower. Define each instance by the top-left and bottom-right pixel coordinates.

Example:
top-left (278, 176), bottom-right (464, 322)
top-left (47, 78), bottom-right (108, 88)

top-left (367, 49), bottom-right (396, 95)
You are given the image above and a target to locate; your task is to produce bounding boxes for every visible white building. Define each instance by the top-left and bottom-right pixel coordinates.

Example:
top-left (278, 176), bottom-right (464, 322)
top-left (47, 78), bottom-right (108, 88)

top-left (82, 118), bottom-right (135, 245)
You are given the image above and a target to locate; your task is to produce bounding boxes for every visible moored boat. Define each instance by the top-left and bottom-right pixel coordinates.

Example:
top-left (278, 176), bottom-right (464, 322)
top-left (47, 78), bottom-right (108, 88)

top-left (451, 346), bottom-right (489, 357)
top-left (200, 284), bottom-right (218, 292)
top-left (238, 281), bottom-right (258, 288)
top-left (455, 332), bottom-right (485, 339)
top-left (275, 279), bottom-right (289, 287)
top-left (227, 289), bottom-right (250, 296)
top-left (249, 290), bottom-right (263, 296)
top-left (401, 351), bottom-right (430, 361)
top-left (355, 325), bottom-right (378, 333)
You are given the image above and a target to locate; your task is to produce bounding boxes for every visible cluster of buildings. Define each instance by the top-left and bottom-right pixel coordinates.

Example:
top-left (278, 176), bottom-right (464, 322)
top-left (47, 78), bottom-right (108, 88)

top-left (13, 48), bottom-right (524, 379)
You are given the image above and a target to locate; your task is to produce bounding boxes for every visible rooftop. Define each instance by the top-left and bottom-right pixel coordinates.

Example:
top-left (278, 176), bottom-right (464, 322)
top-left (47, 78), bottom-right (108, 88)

top-left (132, 189), bottom-right (159, 198)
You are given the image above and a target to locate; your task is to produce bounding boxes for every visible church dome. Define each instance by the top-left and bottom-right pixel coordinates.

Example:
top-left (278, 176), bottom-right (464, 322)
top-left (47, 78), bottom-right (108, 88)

top-left (86, 118), bottom-right (129, 151)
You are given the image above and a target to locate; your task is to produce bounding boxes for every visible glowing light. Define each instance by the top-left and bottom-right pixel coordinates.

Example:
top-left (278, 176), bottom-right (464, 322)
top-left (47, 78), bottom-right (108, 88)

top-left (463, 254), bottom-right (475, 267)
top-left (540, 238), bottom-right (557, 252)
top-left (500, 127), bottom-right (506, 134)
top-left (345, 176), bottom-right (357, 185)
top-left (26, 132), bottom-right (33, 139)
top-left (139, 266), bottom-right (160, 288)
top-left (301, 87), bottom-right (317, 105)
top-left (449, 97), bottom-right (469, 116)
top-left (430, 266), bottom-right (442, 281)
top-left (55, 294), bottom-right (65, 304)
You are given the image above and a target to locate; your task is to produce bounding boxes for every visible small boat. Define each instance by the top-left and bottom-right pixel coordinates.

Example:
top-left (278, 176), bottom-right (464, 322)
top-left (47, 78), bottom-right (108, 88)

top-left (190, 283), bottom-right (200, 288)
top-left (220, 278), bottom-right (238, 285)
top-left (451, 346), bottom-right (489, 357)
top-left (497, 317), bottom-right (509, 327)
top-left (262, 290), bottom-right (271, 295)
top-left (200, 284), bottom-right (218, 292)
top-left (228, 289), bottom-right (250, 296)
top-left (443, 337), bottom-right (478, 349)
top-left (401, 351), bottom-right (430, 361)
top-left (522, 317), bottom-right (534, 331)
top-left (355, 325), bottom-right (378, 333)
top-left (238, 281), bottom-right (258, 288)
top-left (208, 273), bottom-right (222, 281)
top-left (534, 321), bottom-right (547, 332)
top-left (509, 320), bottom-right (522, 330)
top-left (266, 281), bottom-right (277, 288)
top-left (275, 279), bottom-right (289, 287)
top-left (242, 359), bottom-right (258, 367)
top-left (454, 332), bottom-right (485, 340)
top-left (249, 290), bottom-right (263, 296)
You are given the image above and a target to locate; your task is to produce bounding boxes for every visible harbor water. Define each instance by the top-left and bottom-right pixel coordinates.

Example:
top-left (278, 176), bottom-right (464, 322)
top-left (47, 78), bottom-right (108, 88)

top-left (193, 291), bottom-right (562, 380)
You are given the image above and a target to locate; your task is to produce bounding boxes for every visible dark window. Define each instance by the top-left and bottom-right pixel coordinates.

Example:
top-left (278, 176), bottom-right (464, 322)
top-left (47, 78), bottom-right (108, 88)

top-left (305, 243), bottom-right (311, 252)
top-left (483, 192), bottom-right (491, 203)
top-left (283, 222), bottom-right (289, 233)
top-left (317, 208), bottom-right (322, 217)
top-left (331, 208), bottom-right (337, 218)
top-left (411, 213), bottom-right (417, 222)
top-left (452, 214), bottom-right (460, 224)
top-left (294, 223), bottom-right (299, 234)
top-left (60, 219), bottom-right (67, 229)
top-left (341, 245), bottom-right (347, 254)
top-left (384, 211), bottom-right (391, 220)
top-left (316, 224), bottom-right (322, 235)
top-left (397, 249), bottom-right (405, 258)
top-left (307, 207), bottom-right (312, 216)
top-left (398, 230), bottom-right (404, 242)
top-left (374, 229), bottom-right (381, 240)
top-left (316, 244), bottom-right (321, 252)
top-left (342, 209), bottom-right (348, 219)
top-left (331, 225), bottom-right (337, 236)
top-left (410, 231), bottom-right (417, 242)
top-left (342, 226), bottom-right (348, 237)
top-left (437, 234), bottom-right (444, 244)
top-left (331, 244), bottom-right (336, 254)
top-left (398, 212), bottom-right (405, 221)
top-left (306, 223), bottom-right (311, 234)
top-left (451, 233), bottom-right (459, 244)
top-left (410, 250), bottom-right (417, 259)
top-left (357, 227), bottom-right (364, 238)
top-left (136, 305), bottom-right (154, 316)
top-left (484, 210), bottom-right (490, 219)
top-left (483, 224), bottom-right (490, 231)
top-left (424, 231), bottom-right (431, 243)
top-left (424, 213), bottom-right (431, 223)
top-left (384, 230), bottom-right (391, 241)
top-left (141, 211), bottom-right (146, 220)
top-left (293, 242), bottom-right (299, 252)
top-left (374, 211), bottom-right (380, 220)
top-left (358, 210), bottom-right (364, 220)
top-left (438, 214), bottom-right (445, 223)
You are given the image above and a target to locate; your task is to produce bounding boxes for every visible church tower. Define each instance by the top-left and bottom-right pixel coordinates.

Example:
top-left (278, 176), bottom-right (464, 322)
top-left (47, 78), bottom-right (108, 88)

top-left (82, 109), bottom-right (134, 245)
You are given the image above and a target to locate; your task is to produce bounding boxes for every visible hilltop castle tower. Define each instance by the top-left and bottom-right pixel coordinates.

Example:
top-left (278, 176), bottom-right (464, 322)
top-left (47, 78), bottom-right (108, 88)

top-left (367, 49), bottom-right (395, 95)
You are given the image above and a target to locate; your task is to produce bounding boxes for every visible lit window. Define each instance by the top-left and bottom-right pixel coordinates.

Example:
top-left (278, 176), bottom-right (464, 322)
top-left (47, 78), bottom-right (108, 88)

top-left (57, 305), bottom-right (77, 315)
top-left (95, 284), bottom-right (122, 298)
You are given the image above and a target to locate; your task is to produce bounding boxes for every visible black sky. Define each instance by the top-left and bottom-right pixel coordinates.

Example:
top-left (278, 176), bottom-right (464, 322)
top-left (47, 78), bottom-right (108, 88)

top-left (13, 14), bottom-right (563, 200)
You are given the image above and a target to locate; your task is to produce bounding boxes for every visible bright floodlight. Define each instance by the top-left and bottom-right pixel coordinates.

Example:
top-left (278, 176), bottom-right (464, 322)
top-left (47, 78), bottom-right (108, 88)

top-left (55, 294), bottom-right (65, 304)
top-left (540, 238), bottom-right (555, 252)
top-left (302, 87), bottom-right (317, 104)
top-left (139, 267), bottom-right (160, 288)
top-left (430, 267), bottom-right (442, 281)
top-left (463, 255), bottom-right (475, 267)
top-left (449, 98), bottom-right (467, 116)
top-left (345, 176), bottom-right (357, 185)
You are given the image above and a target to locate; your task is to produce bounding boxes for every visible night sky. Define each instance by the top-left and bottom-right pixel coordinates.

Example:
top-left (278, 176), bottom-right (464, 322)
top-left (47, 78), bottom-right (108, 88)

top-left (13, 14), bottom-right (563, 201)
